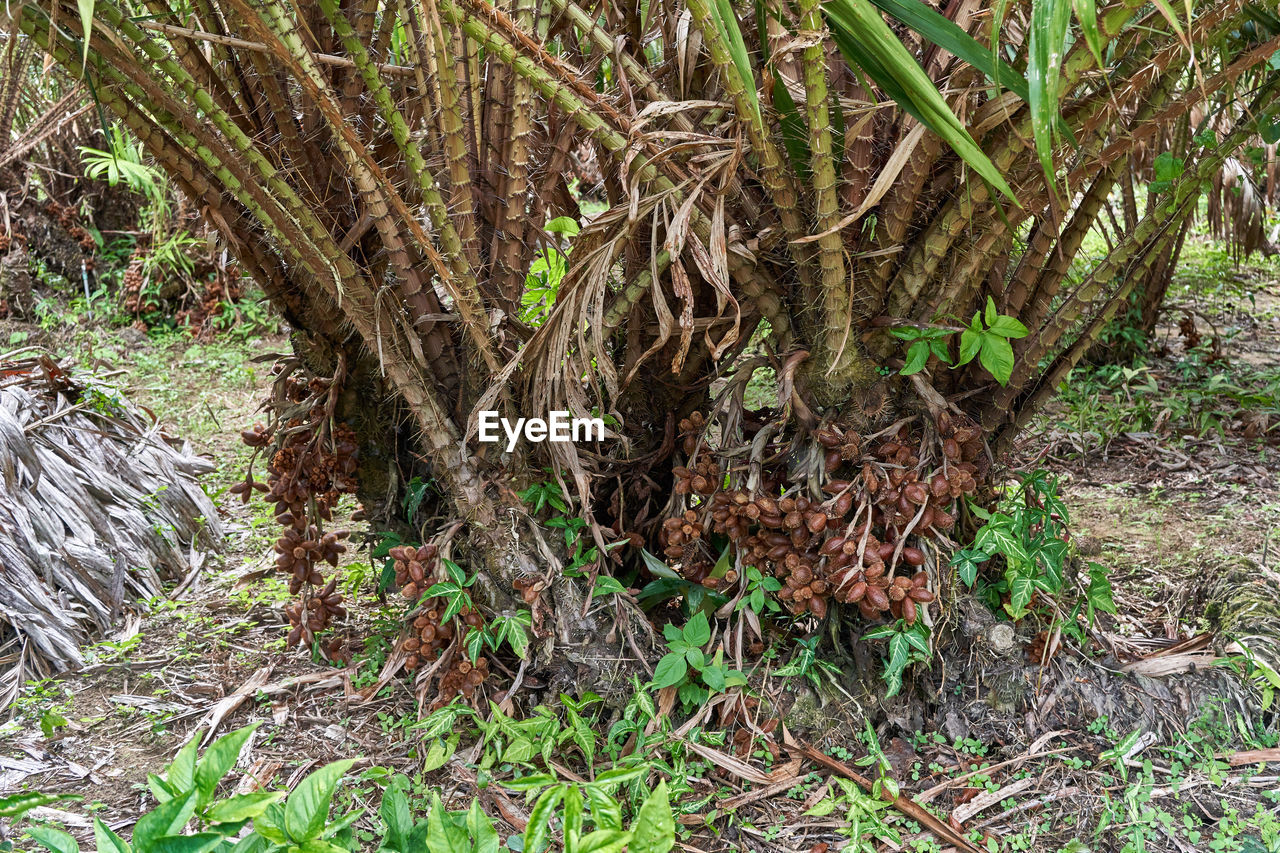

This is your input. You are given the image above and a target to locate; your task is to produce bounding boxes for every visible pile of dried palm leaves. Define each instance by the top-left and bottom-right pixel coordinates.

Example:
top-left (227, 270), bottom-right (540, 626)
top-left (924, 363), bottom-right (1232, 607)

top-left (0, 351), bottom-right (222, 699)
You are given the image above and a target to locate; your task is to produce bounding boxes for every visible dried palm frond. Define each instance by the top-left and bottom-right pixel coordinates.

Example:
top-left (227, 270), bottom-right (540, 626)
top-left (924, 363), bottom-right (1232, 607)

top-left (0, 353), bottom-right (223, 701)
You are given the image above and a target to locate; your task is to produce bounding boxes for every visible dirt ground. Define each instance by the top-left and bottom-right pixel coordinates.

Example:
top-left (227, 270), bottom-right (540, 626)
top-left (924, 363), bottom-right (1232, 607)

top-left (3, 240), bottom-right (1280, 852)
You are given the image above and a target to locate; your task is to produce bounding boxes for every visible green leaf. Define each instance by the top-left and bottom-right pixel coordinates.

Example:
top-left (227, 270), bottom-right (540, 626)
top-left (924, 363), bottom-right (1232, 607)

top-left (301, 842), bottom-right (351, 853)
top-left (957, 328), bottom-right (981, 365)
top-left (378, 781), bottom-right (411, 853)
top-left (804, 798), bottom-right (836, 817)
top-left (1262, 116), bottom-right (1280, 145)
top-left (443, 559), bottom-right (467, 585)
top-left (592, 767), bottom-right (645, 787)
top-left (283, 759), bottom-right (356, 843)
top-left (134, 791), bottom-right (197, 851)
top-left (682, 611), bottom-right (711, 647)
top-left (987, 314), bottom-right (1029, 339)
top-left (577, 830), bottom-right (631, 853)
top-left (976, 520), bottom-right (1028, 566)
top-left (771, 77), bottom-right (811, 181)
top-left (252, 802), bottom-right (287, 844)
top-left (707, 0), bottom-right (760, 124)
top-left (77, 0), bottom-right (95, 67)
top-left (1026, 0), bottom-right (1071, 193)
top-left (93, 819), bottom-right (130, 853)
top-left (205, 792), bottom-right (286, 824)
top-left (544, 216), bottom-right (580, 236)
top-left (904, 624), bottom-right (931, 655)
top-left (867, 0), bottom-right (1028, 99)
top-left (1006, 574), bottom-right (1035, 618)
top-left (26, 825), bottom-right (79, 853)
top-left (561, 785), bottom-right (583, 848)
top-left (652, 653), bottom-right (688, 689)
top-left (861, 624), bottom-right (899, 641)
top-left (592, 575), bottom-right (628, 599)
top-left (628, 782), bottom-right (674, 853)
top-left (501, 773), bottom-right (557, 793)
top-left (1149, 151), bottom-right (1185, 193)
top-left (510, 736), bottom-right (542, 765)
top-left (40, 710), bottom-right (68, 739)
top-left (1086, 562), bottom-right (1117, 621)
top-left (424, 793), bottom-right (462, 853)
top-left (585, 787), bottom-right (623, 831)
top-left (466, 628), bottom-right (485, 664)
top-left (422, 735), bottom-right (457, 773)
top-left (195, 725), bottom-right (259, 808)
top-left (147, 775), bottom-right (175, 805)
top-left (1147, 0), bottom-right (1187, 46)
top-left (953, 551), bottom-right (981, 587)
top-left (978, 334), bottom-right (1015, 385)
top-left (900, 341), bottom-right (931, 375)
top-left (824, 0), bottom-right (1016, 203)
top-left (984, 296), bottom-right (998, 327)
top-left (640, 549), bottom-right (681, 579)
top-left (1071, 0), bottom-right (1105, 67)
top-left (887, 631), bottom-right (909, 680)
top-left (1101, 729), bottom-right (1143, 763)
top-left (523, 785), bottom-right (565, 853)
top-left (148, 834), bottom-right (225, 853)
top-left (0, 793), bottom-right (83, 820)
top-left (709, 544), bottom-right (733, 580)
top-left (467, 799), bottom-right (500, 853)
top-left (165, 735), bottom-right (200, 795)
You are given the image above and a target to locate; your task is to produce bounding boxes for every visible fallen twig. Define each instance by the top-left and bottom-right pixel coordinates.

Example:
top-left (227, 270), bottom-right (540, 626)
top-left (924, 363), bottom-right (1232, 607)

top-left (782, 731), bottom-right (986, 853)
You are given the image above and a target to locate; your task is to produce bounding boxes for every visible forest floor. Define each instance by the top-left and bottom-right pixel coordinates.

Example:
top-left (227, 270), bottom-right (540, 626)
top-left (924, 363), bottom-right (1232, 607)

top-left (3, 237), bottom-right (1280, 853)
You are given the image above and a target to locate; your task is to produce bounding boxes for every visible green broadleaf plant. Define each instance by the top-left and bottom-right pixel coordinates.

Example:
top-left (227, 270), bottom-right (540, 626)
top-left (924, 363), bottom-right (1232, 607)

top-left (893, 297), bottom-right (1028, 384)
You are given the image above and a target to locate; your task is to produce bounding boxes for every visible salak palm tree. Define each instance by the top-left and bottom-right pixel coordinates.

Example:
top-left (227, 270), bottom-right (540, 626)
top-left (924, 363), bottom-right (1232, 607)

top-left (5, 0), bottom-right (1280, 694)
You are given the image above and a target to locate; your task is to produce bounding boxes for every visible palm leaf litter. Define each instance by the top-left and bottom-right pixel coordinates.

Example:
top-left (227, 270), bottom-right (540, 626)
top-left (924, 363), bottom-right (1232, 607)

top-left (0, 349), bottom-right (223, 698)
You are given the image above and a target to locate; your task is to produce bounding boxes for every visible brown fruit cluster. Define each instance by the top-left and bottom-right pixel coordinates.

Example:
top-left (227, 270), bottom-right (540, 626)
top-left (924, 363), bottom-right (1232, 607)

top-left (434, 650), bottom-right (489, 708)
top-left (44, 200), bottom-right (75, 230)
top-left (43, 201), bottom-right (95, 251)
top-left (390, 544), bottom-right (492, 702)
top-left (70, 225), bottom-right (94, 252)
top-left (238, 370), bottom-right (360, 654)
top-left (284, 577), bottom-right (347, 647)
top-left (255, 421), bottom-right (360, 522)
top-left (1026, 630), bottom-right (1059, 664)
top-left (678, 411), bottom-right (708, 455)
top-left (816, 426), bottom-right (862, 471)
top-left (403, 597), bottom-right (490, 708)
top-left (403, 597), bottom-right (456, 668)
top-left (672, 455), bottom-right (722, 500)
top-left (175, 271), bottom-right (246, 338)
top-left (121, 253), bottom-right (156, 316)
top-left (659, 411), bottom-right (987, 625)
top-left (388, 543), bottom-right (439, 602)
top-left (271, 524), bottom-right (349, 593)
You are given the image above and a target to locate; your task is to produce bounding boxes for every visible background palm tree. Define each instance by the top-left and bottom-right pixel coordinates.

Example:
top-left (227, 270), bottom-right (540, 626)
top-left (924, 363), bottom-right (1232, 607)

top-left (6, 0), bottom-right (1279, 688)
